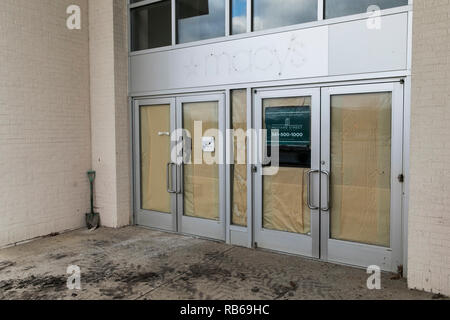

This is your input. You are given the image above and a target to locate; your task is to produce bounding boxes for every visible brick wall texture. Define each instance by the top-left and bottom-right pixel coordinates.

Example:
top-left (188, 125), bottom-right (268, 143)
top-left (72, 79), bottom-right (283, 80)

top-left (89, 0), bottom-right (131, 229)
top-left (0, 0), bottom-right (129, 247)
top-left (0, 0), bottom-right (91, 247)
top-left (408, 0), bottom-right (450, 296)
top-left (112, 0), bottom-right (132, 228)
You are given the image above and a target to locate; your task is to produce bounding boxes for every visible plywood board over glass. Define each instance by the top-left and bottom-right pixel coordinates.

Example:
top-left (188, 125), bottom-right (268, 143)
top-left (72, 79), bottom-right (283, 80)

top-left (254, 88), bottom-right (321, 258)
top-left (321, 83), bottom-right (404, 272)
top-left (176, 94), bottom-right (227, 241)
top-left (134, 98), bottom-right (177, 232)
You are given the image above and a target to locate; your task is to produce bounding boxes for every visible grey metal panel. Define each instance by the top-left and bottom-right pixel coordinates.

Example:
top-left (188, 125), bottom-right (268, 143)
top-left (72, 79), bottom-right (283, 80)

top-left (225, 89), bottom-right (231, 244)
top-left (230, 228), bottom-right (249, 247)
top-left (130, 70), bottom-right (409, 98)
top-left (329, 13), bottom-right (408, 76)
top-left (181, 216), bottom-right (225, 241)
top-left (246, 88), bottom-right (253, 248)
top-left (327, 239), bottom-right (392, 271)
top-left (130, 26), bottom-right (329, 93)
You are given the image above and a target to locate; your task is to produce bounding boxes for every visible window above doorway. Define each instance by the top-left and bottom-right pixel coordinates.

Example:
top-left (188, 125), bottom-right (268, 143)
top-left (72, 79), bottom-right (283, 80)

top-left (129, 0), bottom-right (411, 52)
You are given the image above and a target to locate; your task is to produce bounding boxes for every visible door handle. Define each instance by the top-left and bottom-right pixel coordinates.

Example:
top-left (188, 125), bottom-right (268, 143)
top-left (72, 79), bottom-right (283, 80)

top-left (306, 169), bottom-right (320, 210)
top-left (167, 163), bottom-right (176, 194)
top-left (321, 170), bottom-right (330, 211)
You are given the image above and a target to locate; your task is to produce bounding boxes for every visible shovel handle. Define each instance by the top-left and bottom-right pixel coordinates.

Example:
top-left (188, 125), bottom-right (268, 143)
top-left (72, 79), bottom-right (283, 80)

top-left (87, 171), bottom-right (96, 183)
top-left (87, 171), bottom-right (96, 215)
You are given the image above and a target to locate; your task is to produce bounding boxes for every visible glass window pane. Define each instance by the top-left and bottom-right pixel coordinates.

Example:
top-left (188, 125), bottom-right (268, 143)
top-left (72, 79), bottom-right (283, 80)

top-left (231, 0), bottom-right (247, 35)
top-left (253, 0), bottom-right (317, 32)
top-left (262, 97), bottom-right (312, 235)
top-left (330, 92), bottom-right (392, 247)
top-left (177, 0), bottom-right (226, 44)
top-left (325, 0), bottom-right (409, 19)
top-left (231, 90), bottom-right (247, 226)
top-left (140, 105), bottom-right (171, 213)
top-left (131, 1), bottom-right (172, 51)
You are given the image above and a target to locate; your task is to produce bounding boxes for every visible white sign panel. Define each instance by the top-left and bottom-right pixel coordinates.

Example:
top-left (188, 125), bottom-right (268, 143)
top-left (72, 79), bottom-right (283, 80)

top-left (130, 26), bottom-right (329, 93)
top-left (202, 137), bottom-right (215, 153)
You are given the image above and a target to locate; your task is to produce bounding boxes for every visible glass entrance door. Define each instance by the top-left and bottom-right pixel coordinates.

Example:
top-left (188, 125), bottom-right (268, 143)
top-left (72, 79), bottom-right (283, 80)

top-left (253, 83), bottom-right (404, 271)
top-left (134, 98), bottom-right (177, 231)
top-left (134, 94), bottom-right (226, 241)
top-left (176, 94), bottom-right (226, 241)
top-left (321, 83), bottom-right (404, 272)
top-left (254, 88), bottom-right (321, 257)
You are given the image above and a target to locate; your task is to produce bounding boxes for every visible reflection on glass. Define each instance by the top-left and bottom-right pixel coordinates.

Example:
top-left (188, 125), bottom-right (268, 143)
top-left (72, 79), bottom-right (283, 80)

top-left (131, 0), bottom-right (172, 51)
top-left (330, 93), bottom-right (392, 247)
top-left (231, 0), bottom-right (247, 35)
top-left (183, 101), bottom-right (220, 220)
top-left (262, 97), bottom-right (312, 235)
top-left (325, 0), bottom-right (409, 19)
top-left (231, 90), bottom-right (247, 226)
top-left (253, 0), bottom-right (317, 31)
top-left (177, 0), bottom-right (226, 44)
top-left (140, 105), bottom-right (171, 213)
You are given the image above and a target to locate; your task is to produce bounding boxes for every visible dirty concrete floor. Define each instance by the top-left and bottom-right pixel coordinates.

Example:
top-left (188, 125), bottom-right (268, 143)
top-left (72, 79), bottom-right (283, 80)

top-left (0, 226), bottom-right (434, 300)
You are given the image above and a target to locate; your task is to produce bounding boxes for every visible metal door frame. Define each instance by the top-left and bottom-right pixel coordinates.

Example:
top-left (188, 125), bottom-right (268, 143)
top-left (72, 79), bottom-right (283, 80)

top-left (176, 93), bottom-right (227, 241)
top-left (253, 88), bottom-right (321, 257)
top-left (133, 97), bottom-right (178, 232)
top-left (131, 81), bottom-right (405, 270)
top-left (320, 82), bottom-right (404, 272)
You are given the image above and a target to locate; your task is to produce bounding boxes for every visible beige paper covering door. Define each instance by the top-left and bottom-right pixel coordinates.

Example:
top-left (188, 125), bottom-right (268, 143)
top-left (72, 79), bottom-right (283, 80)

top-left (263, 168), bottom-right (311, 234)
top-left (262, 97), bottom-right (311, 235)
top-left (330, 93), bottom-right (391, 247)
top-left (183, 102), bottom-right (220, 221)
top-left (140, 105), bottom-right (171, 213)
top-left (231, 90), bottom-right (248, 227)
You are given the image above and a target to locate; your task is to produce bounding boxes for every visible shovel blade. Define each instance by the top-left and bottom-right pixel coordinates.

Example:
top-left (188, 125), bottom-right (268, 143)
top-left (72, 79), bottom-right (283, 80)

top-left (86, 212), bottom-right (100, 230)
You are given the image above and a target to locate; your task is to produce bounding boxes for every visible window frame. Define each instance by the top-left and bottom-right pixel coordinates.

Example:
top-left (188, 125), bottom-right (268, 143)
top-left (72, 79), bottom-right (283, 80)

top-left (251, 0), bottom-right (322, 32)
top-left (128, 0), bottom-right (412, 54)
top-left (130, 0), bottom-right (173, 51)
top-left (175, 0), bottom-right (227, 44)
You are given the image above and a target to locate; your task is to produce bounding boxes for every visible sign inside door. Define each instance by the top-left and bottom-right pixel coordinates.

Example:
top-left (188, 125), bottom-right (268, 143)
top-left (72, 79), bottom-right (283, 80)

top-left (202, 136), bottom-right (215, 152)
top-left (265, 106), bottom-right (311, 168)
top-left (265, 106), bottom-right (311, 147)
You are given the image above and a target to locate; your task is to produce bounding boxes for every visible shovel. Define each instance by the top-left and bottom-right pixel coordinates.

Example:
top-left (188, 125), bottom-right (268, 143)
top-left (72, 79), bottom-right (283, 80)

top-left (85, 171), bottom-right (100, 230)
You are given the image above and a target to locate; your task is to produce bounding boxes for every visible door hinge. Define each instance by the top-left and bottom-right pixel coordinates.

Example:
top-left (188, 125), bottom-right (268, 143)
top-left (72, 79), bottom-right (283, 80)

top-left (398, 174), bottom-right (404, 183)
top-left (251, 165), bottom-right (258, 174)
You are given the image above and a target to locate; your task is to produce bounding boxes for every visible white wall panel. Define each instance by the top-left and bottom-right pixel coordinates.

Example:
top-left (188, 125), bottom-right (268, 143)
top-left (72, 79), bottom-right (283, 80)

top-left (130, 27), bottom-right (329, 93)
top-left (329, 13), bottom-right (408, 75)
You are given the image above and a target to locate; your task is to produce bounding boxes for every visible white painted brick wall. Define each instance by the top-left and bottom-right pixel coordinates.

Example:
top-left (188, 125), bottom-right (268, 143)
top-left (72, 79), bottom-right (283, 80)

top-left (89, 0), bottom-right (118, 228)
top-left (113, 0), bottom-right (132, 228)
top-left (89, 0), bottom-right (130, 228)
top-left (409, 0), bottom-right (450, 296)
top-left (0, 0), bottom-right (91, 247)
